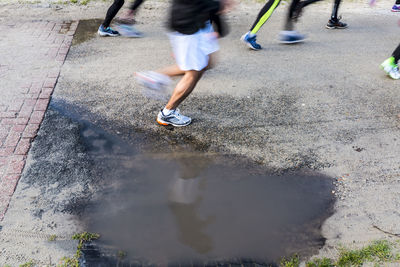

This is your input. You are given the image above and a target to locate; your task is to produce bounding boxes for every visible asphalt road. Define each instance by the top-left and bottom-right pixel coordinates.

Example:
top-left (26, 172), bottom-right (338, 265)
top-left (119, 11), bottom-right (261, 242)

top-left (0, 0), bottom-right (399, 265)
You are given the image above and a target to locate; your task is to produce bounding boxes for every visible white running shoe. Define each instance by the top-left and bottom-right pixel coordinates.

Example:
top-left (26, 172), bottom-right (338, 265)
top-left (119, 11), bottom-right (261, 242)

top-left (135, 71), bottom-right (172, 100)
top-left (380, 57), bottom-right (400, 80)
top-left (157, 109), bottom-right (192, 127)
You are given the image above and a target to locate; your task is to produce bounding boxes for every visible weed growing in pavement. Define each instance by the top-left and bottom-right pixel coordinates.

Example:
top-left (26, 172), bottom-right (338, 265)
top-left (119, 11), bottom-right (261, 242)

top-left (306, 257), bottom-right (334, 267)
top-left (335, 240), bottom-right (393, 266)
top-left (117, 250), bottom-right (127, 260)
top-left (19, 261), bottom-right (34, 267)
top-left (280, 254), bottom-right (300, 267)
top-left (48, 234), bottom-right (57, 241)
top-left (304, 240), bottom-right (400, 267)
top-left (59, 232), bottom-right (100, 267)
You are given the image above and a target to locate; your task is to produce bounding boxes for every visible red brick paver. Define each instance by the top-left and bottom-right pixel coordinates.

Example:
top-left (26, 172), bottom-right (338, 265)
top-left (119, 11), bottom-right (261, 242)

top-left (0, 20), bottom-right (78, 221)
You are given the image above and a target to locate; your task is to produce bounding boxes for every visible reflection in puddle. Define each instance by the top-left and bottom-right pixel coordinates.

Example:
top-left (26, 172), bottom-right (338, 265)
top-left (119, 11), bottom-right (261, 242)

top-left (52, 101), bottom-right (335, 266)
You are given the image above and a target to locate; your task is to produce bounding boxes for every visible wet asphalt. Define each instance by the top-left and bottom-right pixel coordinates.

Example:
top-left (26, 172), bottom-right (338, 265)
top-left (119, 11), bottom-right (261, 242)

top-left (1, 0), bottom-right (399, 265)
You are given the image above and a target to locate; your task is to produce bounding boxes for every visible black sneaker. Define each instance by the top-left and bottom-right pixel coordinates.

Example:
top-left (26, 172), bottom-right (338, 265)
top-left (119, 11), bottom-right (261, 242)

top-left (326, 18), bottom-right (348, 29)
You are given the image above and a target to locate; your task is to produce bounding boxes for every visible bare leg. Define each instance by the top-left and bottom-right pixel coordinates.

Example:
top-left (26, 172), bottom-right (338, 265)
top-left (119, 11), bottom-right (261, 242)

top-left (165, 70), bottom-right (204, 110)
top-left (158, 64), bottom-right (185, 77)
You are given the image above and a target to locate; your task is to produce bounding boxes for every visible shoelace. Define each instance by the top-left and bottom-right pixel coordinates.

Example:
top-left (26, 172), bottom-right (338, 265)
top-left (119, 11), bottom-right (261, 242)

top-left (172, 109), bottom-right (181, 118)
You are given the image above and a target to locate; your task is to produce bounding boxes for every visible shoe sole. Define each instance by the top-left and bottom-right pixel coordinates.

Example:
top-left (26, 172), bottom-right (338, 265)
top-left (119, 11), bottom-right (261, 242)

top-left (391, 9), bottom-right (400, 11)
top-left (279, 39), bottom-right (304, 44)
top-left (379, 65), bottom-right (400, 80)
top-left (97, 30), bottom-right (119, 37)
top-left (240, 34), bottom-right (261, 51)
top-left (115, 25), bottom-right (144, 38)
top-left (325, 25), bottom-right (348, 29)
top-left (120, 33), bottom-right (143, 38)
top-left (157, 118), bottom-right (191, 127)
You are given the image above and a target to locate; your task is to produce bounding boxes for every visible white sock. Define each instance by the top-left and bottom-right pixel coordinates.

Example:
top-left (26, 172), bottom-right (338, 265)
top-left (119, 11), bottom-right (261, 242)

top-left (248, 32), bottom-right (256, 37)
top-left (162, 107), bottom-right (173, 115)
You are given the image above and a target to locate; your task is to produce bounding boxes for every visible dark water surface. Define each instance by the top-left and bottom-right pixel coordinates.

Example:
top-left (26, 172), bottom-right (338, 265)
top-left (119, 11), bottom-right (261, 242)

top-left (72, 19), bottom-right (103, 46)
top-left (51, 100), bottom-right (335, 266)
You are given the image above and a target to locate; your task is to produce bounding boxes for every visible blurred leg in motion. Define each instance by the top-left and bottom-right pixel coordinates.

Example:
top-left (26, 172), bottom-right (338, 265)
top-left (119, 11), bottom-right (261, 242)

top-left (380, 43), bottom-right (400, 80)
top-left (98, 0), bottom-right (124, 36)
top-left (241, 0), bottom-right (281, 50)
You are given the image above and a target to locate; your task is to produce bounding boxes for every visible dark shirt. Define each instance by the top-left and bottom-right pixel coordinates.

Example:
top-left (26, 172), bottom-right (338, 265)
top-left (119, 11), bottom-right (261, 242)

top-left (169, 0), bottom-right (221, 35)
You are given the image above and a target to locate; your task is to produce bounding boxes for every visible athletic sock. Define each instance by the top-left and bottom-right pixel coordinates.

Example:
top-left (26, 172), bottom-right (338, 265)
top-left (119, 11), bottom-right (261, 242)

top-left (162, 107), bottom-right (174, 115)
top-left (248, 32), bottom-right (256, 37)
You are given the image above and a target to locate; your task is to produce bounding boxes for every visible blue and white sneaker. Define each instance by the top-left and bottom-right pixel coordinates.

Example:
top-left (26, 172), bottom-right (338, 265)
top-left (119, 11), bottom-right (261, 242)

top-left (98, 25), bottom-right (120, 37)
top-left (279, 31), bottom-right (305, 44)
top-left (391, 4), bottom-right (400, 12)
top-left (115, 24), bottom-right (143, 38)
top-left (157, 109), bottom-right (192, 127)
top-left (241, 32), bottom-right (262, 50)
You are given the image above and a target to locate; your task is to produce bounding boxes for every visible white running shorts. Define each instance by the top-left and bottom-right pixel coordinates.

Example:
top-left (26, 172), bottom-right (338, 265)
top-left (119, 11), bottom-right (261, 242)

top-left (168, 22), bottom-right (219, 71)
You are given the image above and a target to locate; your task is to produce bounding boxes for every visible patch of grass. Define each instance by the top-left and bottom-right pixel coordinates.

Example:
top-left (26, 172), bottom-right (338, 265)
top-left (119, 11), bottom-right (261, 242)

top-left (336, 240), bottom-right (392, 266)
top-left (55, 0), bottom-right (70, 4)
top-left (305, 240), bottom-right (400, 267)
top-left (306, 257), bottom-right (334, 267)
top-left (59, 232), bottom-right (100, 267)
top-left (280, 254), bottom-right (300, 267)
top-left (48, 234), bottom-right (57, 241)
top-left (117, 250), bottom-right (127, 260)
top-left (59, 256), bottom-right (79, 267)
top-left (19, 261), bottom-right (34, 267)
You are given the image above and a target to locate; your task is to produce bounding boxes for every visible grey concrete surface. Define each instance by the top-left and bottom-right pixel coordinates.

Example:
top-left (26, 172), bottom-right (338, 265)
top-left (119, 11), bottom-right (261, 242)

top-left (0, 0), bottom-right (399, 265)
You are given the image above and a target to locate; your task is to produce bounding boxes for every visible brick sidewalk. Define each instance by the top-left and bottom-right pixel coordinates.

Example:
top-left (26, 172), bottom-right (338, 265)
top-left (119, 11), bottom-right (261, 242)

top-left (0, 20), bottom-right (78, 221)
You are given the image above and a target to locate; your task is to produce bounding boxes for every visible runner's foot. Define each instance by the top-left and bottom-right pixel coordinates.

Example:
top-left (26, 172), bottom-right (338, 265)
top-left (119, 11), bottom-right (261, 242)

top-left (326, 17), bottom-right (348, 29)
top-left (391, 4), bottom-right (400, 12)
top-left (135, 71), bottom-right (171, 90)
top-left (279, 31), bottom-right (305, 44)
top-left (380, 57), bottom-right (400, 80)
top-left (115, 24), bottom-right (143, 38)
top-left (241, 32), bottom-right (262, 50)
top-left (157, 109), bottom-right (192, 127)
top-left (135, 71), bottom-right (172, 99)
top-left (98, 25), bottom-right (120, 37)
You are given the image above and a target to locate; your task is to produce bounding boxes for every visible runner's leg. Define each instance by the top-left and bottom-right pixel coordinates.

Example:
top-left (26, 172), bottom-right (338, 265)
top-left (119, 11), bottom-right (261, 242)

top-left (393, 43), bottom-right (400, 63)
top-left (130, 0), bottom-right (144, 11)
top-left (284, 0), bottom-right (301, 31)
top-left (249, 0), bottom-right (281, 34)
top-left (331, 0), bottom-right (341, 20)
top-left (165, 70), bottom-right (204, 110)
top-left (102, 0), bottom-right (125, 28)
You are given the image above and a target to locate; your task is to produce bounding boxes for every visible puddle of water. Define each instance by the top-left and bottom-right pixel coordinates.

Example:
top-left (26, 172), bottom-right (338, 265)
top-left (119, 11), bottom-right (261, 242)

top-left (51, 101), bottom-right (335, 266)
top-left (72, 19), bottom-right (103, 46)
